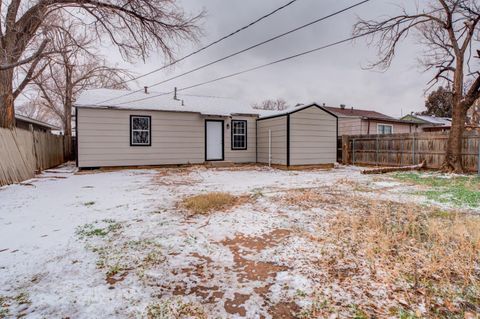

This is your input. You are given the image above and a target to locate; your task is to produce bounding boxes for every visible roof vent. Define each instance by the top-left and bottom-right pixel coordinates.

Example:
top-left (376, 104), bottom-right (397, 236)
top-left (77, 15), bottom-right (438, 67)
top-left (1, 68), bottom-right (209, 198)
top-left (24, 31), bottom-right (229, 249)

top-left (144, 86), bottom-right (148, 94)
top-left (340, 104), bottom-right (346, 109)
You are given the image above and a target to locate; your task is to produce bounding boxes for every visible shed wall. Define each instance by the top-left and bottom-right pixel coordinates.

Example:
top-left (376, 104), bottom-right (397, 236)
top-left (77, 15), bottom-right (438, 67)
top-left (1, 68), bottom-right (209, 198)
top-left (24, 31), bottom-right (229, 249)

top-left (290, 106), bottom-right (337, 165)
top-left (256, 116), bottom-right (287, 165)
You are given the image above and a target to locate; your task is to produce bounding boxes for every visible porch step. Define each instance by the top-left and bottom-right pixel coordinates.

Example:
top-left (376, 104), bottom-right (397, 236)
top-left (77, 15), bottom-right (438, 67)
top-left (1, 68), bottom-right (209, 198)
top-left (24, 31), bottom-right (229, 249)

top-left (205, 161), bottom-right (235, 168)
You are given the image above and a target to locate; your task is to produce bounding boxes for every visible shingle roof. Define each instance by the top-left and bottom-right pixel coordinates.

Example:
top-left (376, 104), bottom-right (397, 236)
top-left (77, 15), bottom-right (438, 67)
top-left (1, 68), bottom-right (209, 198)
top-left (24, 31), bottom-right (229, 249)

top-left (15, 114), bottom-right (60, 130)
top-left (323, 106), bottom-right (394, 120)
top-left (411, 115), bottom-right (452, 126)
top-left (75, 89), bottom-right (259, 117)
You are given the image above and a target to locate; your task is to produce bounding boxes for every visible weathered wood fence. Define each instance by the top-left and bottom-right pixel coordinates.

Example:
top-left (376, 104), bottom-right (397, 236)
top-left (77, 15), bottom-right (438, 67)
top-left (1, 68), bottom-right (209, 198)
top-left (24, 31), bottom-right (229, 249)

top-left (0, 128), bottom-right (67, 186)
top-left (342, 131), bottom-right (480, 173)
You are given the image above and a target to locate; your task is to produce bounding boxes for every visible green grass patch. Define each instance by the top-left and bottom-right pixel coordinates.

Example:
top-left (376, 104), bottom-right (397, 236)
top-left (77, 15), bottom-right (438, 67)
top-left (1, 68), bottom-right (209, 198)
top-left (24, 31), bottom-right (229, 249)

top-left (76, 219), bottom-right (122, 238)
top-left (394, 172), bottom-right (480, 208)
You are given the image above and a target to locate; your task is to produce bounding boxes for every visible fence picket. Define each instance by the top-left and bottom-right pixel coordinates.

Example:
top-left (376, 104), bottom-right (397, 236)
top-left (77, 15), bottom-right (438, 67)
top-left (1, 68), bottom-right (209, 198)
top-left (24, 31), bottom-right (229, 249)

top-left (0, 128), bottom-right (67, 186)
top-left (343, 131), bottom-right (480, 173)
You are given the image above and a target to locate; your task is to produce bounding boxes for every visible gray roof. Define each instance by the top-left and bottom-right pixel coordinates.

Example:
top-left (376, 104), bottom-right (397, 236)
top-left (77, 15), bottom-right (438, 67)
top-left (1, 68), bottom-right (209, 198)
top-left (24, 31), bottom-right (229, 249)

top-left (15, 114), bottom-right (60, 130)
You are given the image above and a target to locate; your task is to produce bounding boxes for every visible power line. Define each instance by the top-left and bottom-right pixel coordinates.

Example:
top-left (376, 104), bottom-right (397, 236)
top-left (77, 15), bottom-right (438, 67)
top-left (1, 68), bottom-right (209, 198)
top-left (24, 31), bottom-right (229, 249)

top-left (98, 0), bottom-right (371, 105)
top-left (117, 0), bottom-right (301, 86)
top-left (115, 28), bottom-right (379, 106)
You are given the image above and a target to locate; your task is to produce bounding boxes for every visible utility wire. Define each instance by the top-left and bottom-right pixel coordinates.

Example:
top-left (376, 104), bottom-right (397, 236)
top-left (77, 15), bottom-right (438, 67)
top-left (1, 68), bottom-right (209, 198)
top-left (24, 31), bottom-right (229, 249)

top-left (114, 0), bottom-right (301, 86)
top-left (97, 0), bottom-right (370, 105)
top-left (114, 28), bottom-right (380, 106)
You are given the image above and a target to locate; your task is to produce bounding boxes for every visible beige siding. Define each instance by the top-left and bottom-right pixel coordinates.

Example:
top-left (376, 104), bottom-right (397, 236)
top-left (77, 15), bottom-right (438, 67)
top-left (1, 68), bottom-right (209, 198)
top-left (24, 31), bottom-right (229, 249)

top-left (77, 108), bottom-right (256, 167)
top-left (338, 117), bottom-right (417, 135)
top-left (256, 116), bottom-right (287, 165)
top-left (369, 120), bottom-right (416, 134)
top-left (338, 117), bottom-right (363, 136)
top-left (290, 106), bottom-right (337, 165)
top-left (223, 116), bottom-right (257, 163)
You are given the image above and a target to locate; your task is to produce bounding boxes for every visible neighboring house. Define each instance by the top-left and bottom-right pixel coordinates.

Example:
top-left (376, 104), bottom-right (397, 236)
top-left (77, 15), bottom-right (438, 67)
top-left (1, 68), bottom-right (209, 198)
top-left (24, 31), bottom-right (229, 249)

top-left (400, 114), bottom-right (452, 132)
top-left (75, 89), bottom-right (338, 168)
top-left (15, 114), bottom-right (59, 132)
top-left (323, 105), bottom-right (419, 136)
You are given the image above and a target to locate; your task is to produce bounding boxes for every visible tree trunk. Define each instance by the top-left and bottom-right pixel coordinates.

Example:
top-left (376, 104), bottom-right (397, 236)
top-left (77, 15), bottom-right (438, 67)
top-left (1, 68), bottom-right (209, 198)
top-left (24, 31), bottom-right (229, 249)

top-left (443, 56), bottom-right (467, 173)
top-left (0, 69), bottom-right (15, 128)
top-left (63, 65), bottom-right (73, 160)
top-left (443, 102), bottom-right (467, 173)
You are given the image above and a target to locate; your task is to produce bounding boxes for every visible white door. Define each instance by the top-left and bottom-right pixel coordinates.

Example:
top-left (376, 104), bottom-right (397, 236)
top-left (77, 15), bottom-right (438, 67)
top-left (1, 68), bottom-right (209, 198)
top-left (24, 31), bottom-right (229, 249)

top-left (206, 121), bottom-right (223, 161)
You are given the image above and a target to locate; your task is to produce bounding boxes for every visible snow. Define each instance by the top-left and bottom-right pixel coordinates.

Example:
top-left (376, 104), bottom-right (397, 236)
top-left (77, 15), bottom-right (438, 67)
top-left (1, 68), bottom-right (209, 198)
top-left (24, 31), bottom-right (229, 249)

top-left (76, 88), bottom-right (260, 117)
top-left (0, 164), bottom-right (468, 318)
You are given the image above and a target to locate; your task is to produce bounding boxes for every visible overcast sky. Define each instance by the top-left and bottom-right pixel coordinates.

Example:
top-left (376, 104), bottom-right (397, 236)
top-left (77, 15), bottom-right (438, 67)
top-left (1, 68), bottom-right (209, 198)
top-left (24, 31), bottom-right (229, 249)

top-left (105, 0), bottom-right (434, 117)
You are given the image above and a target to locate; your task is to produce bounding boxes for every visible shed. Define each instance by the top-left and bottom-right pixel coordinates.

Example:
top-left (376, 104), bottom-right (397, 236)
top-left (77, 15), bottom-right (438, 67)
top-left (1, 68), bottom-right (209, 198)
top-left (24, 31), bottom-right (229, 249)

top-left (257, 103), bottom-right (338, 167)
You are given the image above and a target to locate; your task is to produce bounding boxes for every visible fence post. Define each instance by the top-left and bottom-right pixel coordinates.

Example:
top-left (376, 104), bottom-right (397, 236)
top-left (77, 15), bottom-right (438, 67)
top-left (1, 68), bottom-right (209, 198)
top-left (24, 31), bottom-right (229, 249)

top-left (352, 138), bottom-right (356, 165)
top-left (478, 136), bottom-right (480, 176)
top-left (412, 133), bottom-right (416, 165)
top-left (342, 135), bottom-right (350, 164)
top-left (376, 135), bottom-right (379, 166)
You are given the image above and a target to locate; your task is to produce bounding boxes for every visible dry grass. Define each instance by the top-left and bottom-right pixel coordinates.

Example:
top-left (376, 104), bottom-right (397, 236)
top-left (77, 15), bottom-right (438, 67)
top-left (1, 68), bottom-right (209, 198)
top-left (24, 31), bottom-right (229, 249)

top-left (277, 186), bottom-right (480, 317)
top-left (181, 192), bottom-right (249, 215)
top-left (327, 199), bottom-right (480, 317)
top-left (280, 188), bottom-right (345, 209)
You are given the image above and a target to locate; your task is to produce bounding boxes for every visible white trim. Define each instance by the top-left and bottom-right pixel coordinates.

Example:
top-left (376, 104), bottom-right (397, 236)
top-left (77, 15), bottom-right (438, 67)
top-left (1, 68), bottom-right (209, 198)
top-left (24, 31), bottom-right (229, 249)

top-left (231, 120), bottom-right (247, 150)
top-left (377, 123), bottom-right (394, 134)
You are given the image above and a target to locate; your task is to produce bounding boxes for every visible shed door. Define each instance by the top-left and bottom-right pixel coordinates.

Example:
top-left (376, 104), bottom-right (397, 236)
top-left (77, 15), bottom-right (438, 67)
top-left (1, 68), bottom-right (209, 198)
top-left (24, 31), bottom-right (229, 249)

top-left (205, 120), bottom-right (224, 161)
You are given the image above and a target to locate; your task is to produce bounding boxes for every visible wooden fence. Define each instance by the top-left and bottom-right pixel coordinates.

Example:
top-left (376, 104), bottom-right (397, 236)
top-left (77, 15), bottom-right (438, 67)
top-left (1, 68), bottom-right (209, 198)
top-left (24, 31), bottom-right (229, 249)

top-left (0, 128), bottom-right (67, 186)
top-left (342, 131), bottom-right (480, 173)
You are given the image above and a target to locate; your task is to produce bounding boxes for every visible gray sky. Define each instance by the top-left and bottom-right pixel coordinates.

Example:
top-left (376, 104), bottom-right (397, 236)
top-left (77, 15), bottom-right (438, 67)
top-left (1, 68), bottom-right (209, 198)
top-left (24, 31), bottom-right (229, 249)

top-left (106, 0), bottom-right (433, 117)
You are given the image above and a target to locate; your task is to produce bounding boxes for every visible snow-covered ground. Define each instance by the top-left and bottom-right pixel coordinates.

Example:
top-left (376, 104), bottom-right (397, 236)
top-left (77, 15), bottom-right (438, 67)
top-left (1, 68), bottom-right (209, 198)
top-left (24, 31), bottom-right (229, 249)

top-left (0, 164), bottom-right (466, 318)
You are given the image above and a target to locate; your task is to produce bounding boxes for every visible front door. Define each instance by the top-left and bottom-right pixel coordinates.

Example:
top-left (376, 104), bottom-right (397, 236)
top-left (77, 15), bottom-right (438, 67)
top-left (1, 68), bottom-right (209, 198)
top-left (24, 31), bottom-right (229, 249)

top-left (205, 120), bottom-right (224, 161)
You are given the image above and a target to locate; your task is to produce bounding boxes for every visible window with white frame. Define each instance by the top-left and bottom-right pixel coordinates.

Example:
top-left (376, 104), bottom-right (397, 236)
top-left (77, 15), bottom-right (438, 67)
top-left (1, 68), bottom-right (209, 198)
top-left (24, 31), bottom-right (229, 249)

top-left (231, 120), bottom-right (247, 150)
top-left (377, 124), bottom-right (393, 135)
top-left (130, 116), bottom-right (151, 146)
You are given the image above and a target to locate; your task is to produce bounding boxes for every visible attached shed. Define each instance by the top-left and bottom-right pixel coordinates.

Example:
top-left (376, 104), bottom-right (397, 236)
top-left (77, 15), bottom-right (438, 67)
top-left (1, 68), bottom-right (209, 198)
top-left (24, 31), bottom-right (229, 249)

top-left (257, 104), bottom-right (338, 167)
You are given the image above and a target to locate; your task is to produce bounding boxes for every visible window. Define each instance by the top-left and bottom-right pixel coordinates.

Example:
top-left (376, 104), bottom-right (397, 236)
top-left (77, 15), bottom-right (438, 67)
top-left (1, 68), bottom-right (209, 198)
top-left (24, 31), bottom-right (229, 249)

top-left (130, 115), bottom-right (151, 146)
top-left (231, 120), bottom-right (247, 150)
top-left (377, 124), bottom-right (393, 135)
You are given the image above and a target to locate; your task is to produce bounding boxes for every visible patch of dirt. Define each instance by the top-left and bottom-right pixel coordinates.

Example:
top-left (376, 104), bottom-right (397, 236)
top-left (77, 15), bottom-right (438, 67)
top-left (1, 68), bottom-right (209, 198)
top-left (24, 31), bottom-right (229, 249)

top-left (224, 293), bottom-right (250, 316)
top-left (106, 271), bottom-right (128, 285)
top-left (268, 302), bottom-right (301, 319)
top-left (222, 229), bottom-right (291, 283)
top-left (163, 229), bottom-right (294, 317)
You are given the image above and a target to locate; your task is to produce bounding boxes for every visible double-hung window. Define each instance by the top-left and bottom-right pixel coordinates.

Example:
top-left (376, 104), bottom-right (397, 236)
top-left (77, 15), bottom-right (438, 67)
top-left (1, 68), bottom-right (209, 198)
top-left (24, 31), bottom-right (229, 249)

top-left (231, 120), bottom-right (247, 150)
top-left (130, 115), bottom-right (151, 146)
top-left (377, 124), bottom-right (393, 135)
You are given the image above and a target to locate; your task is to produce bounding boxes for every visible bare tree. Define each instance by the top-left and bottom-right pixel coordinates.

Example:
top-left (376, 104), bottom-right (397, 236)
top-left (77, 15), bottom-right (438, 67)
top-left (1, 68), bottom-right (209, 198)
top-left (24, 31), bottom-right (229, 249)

top-left (252, 98), bottom-right (290, 111)
top-left (16, 95), bottom-right (58, 125)
top-left (354, 0), bottom-right (480, 172)
top-left (25, 20), bottom-right (134, 156)
top-left (0, 0), bottom-right (202, 129)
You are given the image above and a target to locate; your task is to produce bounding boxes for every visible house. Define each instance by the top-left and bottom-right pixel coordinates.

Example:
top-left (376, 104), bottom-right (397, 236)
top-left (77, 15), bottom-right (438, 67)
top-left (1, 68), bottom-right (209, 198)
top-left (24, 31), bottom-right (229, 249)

top-left (400, 114), bottom-right (452, 132)
top-left (75, 89), bottom-right (337, 169)
top-left (323, 105), bottom-right (419, 136)
top-left (15, 114), bottom-right (59, 132)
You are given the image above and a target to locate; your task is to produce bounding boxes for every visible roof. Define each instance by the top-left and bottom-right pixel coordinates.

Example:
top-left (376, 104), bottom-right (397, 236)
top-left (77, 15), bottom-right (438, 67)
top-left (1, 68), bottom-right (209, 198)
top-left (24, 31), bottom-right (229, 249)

top-left (258, 103), bottom-right (338, 120)
top-left (15, 114), bottom-right (60, 130)
top-left (75, 88), bottom-right (260, 117)
top-left (323, 106), bottom-right (395, 120)
top-left (403, 114), bottom-right (452, 126)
